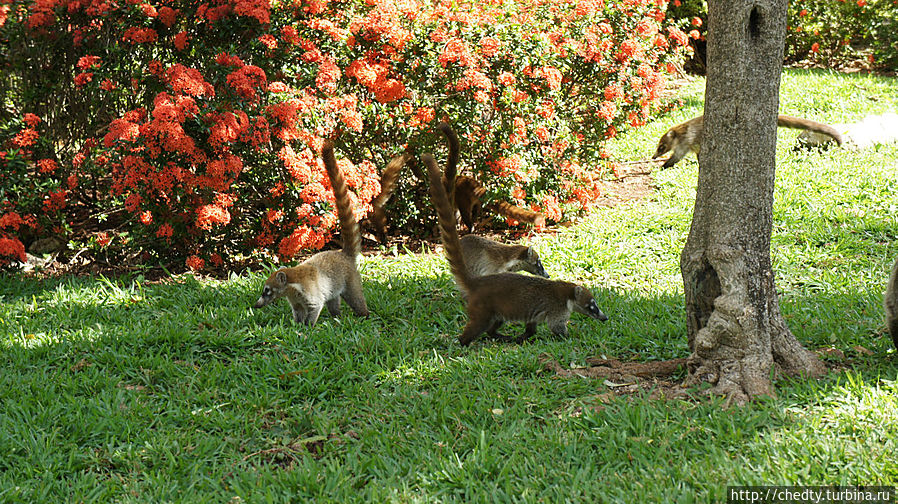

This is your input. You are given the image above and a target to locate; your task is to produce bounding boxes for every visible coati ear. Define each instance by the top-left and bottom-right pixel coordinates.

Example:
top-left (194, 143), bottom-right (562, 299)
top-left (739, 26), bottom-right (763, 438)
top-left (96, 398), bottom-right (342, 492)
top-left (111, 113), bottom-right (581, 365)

top-left (276, 270), bottom-right (288, 286)
top-left (574, 285), bottom-right (583, 299)
top-left (526, 247), bottom-right (537, 260)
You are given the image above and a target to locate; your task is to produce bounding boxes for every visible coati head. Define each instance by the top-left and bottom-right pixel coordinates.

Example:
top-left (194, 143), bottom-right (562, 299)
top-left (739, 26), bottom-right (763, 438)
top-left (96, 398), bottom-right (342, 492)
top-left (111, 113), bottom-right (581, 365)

top-left (253, 268), bottom-right (318, 310)
top-left (519, 247), bottom-right (549, 278)
top-left (652, 131), bottom-right (675, 160)
top-left (253, 269), bottom-right (291, 309)
top-left (571, 286), bottom-right (609, 321)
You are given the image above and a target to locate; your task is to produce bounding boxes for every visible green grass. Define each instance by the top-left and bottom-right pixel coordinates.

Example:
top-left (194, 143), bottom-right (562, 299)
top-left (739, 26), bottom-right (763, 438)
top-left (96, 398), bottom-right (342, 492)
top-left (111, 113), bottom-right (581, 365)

top-left (2, 68), bottom-right (897, 502)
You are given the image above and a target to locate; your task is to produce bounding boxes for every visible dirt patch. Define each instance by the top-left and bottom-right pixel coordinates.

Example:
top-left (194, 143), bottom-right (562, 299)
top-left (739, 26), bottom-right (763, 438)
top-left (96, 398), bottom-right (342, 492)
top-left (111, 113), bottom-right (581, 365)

top-left (593, 160), bottom-right (660, 208)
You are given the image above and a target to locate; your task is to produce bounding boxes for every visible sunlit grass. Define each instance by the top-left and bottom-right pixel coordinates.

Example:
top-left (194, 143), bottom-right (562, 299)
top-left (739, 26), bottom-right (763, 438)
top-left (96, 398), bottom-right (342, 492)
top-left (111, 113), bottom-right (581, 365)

top-left (0, 68), bottom-right (897, 502)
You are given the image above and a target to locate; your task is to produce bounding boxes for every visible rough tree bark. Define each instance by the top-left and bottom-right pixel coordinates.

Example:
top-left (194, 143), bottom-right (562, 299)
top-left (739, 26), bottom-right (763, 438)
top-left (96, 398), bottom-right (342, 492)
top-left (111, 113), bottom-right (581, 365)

top-left (680, 0), bottom-right (825, 404)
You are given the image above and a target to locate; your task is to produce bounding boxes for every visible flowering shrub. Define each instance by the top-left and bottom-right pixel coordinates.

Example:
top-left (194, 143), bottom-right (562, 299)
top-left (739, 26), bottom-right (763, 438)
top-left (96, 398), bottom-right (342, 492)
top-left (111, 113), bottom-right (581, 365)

top-left (785, 0), bottom-right (898, 69)
top-left (0, 115), bottom-right (65, 267)
top-left (667, 0), bottom-right (898, 71)
top-left (0, 0), bottom-right (686, 270)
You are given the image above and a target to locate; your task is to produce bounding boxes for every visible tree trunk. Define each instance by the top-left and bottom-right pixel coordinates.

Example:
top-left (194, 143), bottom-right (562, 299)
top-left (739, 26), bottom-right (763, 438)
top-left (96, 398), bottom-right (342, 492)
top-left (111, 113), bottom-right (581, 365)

top-left (680, 0), bottom-right (825, 404)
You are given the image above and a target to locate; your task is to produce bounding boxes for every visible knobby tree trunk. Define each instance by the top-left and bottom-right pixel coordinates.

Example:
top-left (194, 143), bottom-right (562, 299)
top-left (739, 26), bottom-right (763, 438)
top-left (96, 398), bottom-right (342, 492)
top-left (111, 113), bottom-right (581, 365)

top-left (680, 0), bottom-right (825, 404)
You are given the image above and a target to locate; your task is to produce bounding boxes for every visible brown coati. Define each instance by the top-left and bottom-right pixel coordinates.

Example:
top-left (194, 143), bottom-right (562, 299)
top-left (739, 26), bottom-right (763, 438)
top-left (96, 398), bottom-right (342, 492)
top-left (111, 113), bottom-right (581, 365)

top-left (366, 152), bottom-right (413, 239)
top-left (252, 140), bottom-right (369, 326)
top-left (886, 256), bottom-right (898, 349)
top-left (424, 152), bottom-right (607, 345)
top-left (653, 114), bottom-right (844, 168)
top-left (434, 122), bottom-right (548, 278)
top-left (460, 234), bottom-right (548, 278)
top-left (436, 122), bottom-right (547, 230)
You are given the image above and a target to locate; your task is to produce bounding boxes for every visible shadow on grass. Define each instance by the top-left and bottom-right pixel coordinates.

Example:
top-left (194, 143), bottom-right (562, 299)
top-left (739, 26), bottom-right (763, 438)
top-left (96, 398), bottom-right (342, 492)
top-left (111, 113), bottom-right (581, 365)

top-left (1, 269), bottom-right (897, 501)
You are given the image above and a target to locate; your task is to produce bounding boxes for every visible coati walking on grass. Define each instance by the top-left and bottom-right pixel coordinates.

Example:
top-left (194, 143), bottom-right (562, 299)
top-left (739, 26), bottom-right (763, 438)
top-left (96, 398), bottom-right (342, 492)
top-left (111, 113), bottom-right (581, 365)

top-left (435, 122), bottom-right (548, 279)
top-left (252, 141), bottom-right (369, 326)
top-left (653, 114), bottom-right (844, 168)
top-left (424, 153), bottom-right (607, 346)
top-left (436, 122), bottom-right (547, 230)
top-left (886, 257), bottom-right (898, 349)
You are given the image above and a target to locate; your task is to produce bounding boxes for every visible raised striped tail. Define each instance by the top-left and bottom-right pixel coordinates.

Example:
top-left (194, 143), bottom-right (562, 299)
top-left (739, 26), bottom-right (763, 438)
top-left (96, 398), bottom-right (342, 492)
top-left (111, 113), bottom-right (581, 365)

top-left (487, 200), bottom-right (547, 227)
top-left (369, 152), bottom-right (412, 236)
top-left (437, 122), bottom-right (460, 203)
top-left (423, 153), bottom-right (471, 295)
top-left (777, 114), bottom-right (844, 146)
top-left (466, 179), bottom-right (547, 226)
top-left (321, 140), bottom-right (362, 258)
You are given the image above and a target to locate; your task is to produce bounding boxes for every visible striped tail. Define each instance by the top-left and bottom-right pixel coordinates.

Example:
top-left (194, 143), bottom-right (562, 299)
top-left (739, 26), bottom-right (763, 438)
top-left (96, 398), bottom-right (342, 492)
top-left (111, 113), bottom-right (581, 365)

top-left (369, 152), bottom-right (412, 236)
top-left (437, 122), bottom-right (460, 203)
top-left (423, 153), bottom-right (472, 295)
top-left (778, 115), bottom-right (844, 146)
top-left (464, 177), bottom-right (547, 226)
top-left (321, 141), bottom-right (362, 258)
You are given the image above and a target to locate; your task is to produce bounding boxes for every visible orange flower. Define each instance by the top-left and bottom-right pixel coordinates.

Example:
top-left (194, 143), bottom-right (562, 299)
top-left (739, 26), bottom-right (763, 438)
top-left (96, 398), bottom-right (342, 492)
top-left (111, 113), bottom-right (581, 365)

top-left (186, 255), bottom-right (205, 271)
top-left (76, 55), bottom-right (101, 70)
top-left (196, 204), bottom-right (231, 230)
top-left (480, 37), bottom-right (501, 58)
top-left (37, 159), bottom-right (58, 174)
top-left (173, 31), bottom-right (189, 50)
top-left (23, 113), bottom-right (41, 127)
top-left (258, 34), bottom-right (277, 49)
top-left (0, 237), bottom-right (26, 263)
top-left (156, 223), bottom-right (174, 239)
top-left (226, 66), bottom-right (267, 100)
top-left (74, 72), bottom-right (94, 87)
top-left (12, 128), bottom-right (38, 148)
top-left (0, 212), bottom-right (25, 231)
top-left (96, 232), bottom-right (111, 247)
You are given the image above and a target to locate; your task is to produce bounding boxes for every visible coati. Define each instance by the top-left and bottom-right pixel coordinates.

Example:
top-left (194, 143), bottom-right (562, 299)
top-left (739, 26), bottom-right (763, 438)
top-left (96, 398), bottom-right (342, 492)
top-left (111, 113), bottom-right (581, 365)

top-left (436, 122), bottom-right (547, 230)
top-left (653, 114), bottom-right (844, 168)
top-left (886, 256), bottom-right (898, 350)
top-left (424, 152), bottom-right (607, 345)
top-left (366, 152), bottom-right (412, 239)
top-left (252, 140), bottom-right (369, 326)
top-left (460, 234), bottom-right (548, 278)
top-left (435, 122), bottom-right (548, 279)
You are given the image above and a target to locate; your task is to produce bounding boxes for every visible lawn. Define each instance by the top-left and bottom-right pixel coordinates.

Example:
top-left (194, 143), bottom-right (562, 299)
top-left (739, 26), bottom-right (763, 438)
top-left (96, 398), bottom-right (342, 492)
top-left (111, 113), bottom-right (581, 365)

top-left (1, 68), bottom-right (897, 502)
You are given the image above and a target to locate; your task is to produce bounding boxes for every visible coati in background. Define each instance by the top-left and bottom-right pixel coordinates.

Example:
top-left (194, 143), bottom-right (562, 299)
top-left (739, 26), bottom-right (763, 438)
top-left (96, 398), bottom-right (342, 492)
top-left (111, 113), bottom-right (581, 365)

top-left (366, 152), bottom-right (413, 240)
top-left (460, 234), bottom-right (548, 278)
top-left (436, 122), bottom-right (547, 231)
top-left (886, 257), bottom-right (898, 349)
top-left (252, 140), bottom-right (369, 326)
top-left (435, 122), bottom-right (548, 279)
top-left (424, 153), bottom-right (607, 346)
top-left (653, 114), bottom-right (844, 168)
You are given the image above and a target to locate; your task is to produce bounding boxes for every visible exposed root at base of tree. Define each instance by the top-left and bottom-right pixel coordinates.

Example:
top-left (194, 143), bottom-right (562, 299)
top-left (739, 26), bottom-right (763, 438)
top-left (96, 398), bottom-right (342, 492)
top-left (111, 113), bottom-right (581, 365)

top-left (539, 354), bottom-right (691, 399)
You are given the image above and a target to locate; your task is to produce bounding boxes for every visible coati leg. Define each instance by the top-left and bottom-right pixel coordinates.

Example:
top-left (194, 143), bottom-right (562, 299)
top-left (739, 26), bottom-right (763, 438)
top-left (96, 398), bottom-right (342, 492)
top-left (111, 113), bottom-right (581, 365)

top-left (342, 274), bottom-right (370, 317)
top-left (291, 304), bottom-right (308, 324)
top-left (458, 307), bottom-right (495, 346)
top-left (513, 322), bottom-right (539, 344)
top-left (305, 304), bottom-right (324, 326)
top-left (326, 298), bottom-right (342, 317)
top-left (460, 205), bottom-right (476, 231)
top-left (547, 318), bottom-right (570, 338)
top-left (485, 319), bottom-right (509, 340)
